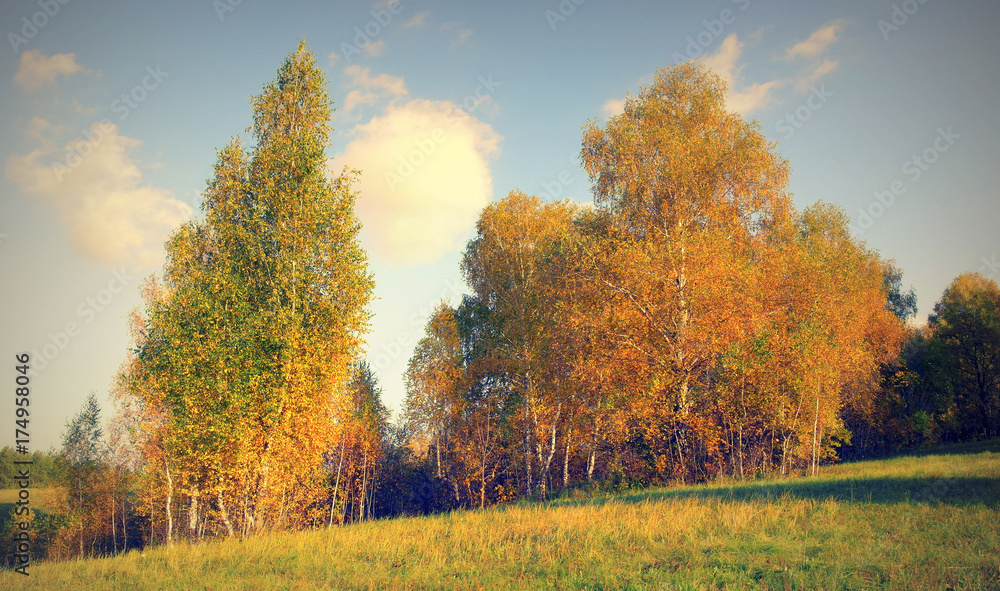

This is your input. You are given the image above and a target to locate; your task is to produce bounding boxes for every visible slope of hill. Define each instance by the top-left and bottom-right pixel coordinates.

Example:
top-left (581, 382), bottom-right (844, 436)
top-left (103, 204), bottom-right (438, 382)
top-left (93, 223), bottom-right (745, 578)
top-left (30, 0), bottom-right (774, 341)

top-left (6, 441), bottom-right (999, 590)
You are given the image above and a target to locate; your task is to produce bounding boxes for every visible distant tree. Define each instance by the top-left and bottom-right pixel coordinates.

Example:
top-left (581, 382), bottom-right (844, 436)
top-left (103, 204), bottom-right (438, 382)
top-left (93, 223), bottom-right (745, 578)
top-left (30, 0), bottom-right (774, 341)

top-left (404, 303), bottom-right (467, 503)
top-left (59, 392), bottom-right (106, 556)
top-left (927, 273), bottom-right (1000, 439)
top-left (0, 448), bottom-right (11, 489)
top-left (884, 262), bottom-right (918, 323)
top-left (329, 361), bottom-right (389, 524)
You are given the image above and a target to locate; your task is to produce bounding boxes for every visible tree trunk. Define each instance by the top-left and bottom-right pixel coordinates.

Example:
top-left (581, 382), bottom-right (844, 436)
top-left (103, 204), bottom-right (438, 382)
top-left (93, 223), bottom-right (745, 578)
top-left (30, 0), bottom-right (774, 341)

top-left (563, 420), bottom-right (573, 490)
top-left (435, 431), bottom-right (443, 478)
top-left (217, 487), bottom-right (235, 538)
top-left (539, 403), bottom-right (561, 498)
top-left (811, 394), bottom-right (820, 477)
top-left (165, 463), bottom-right (173, 546)
top-left (188, 484), bottom-right (199, 539)
top-left (739, 381), bottom-right (746, 480)
top-left (676, 229), bottom-right (690, 417)
top-left (330, 438), bottom-right (346, 527)
top-left (78, 474), bottom-right (84, 556)
top-left (122, 494), bottom-right (128, 552)
top-left (587, 426), bottom-right (598, 483)
top-left (359, 448), bottom-right (368, 522)
top-left (782, 393), bottom-right (805, 475)
top-left (111, 478), bottom-right (117, 554)
top-left (523, 374), bottom-right (533, 496)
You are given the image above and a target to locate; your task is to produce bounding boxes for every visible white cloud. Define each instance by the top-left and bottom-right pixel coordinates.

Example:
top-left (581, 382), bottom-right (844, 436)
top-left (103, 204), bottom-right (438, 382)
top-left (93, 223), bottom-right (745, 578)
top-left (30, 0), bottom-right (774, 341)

top-left (602, 98), bottom-right (626, 118)
top-left (784, 20), bottom-right (847, 60)
top-left (701, 34), bottom-right (782, 114)
top-left (404, 11), bottom-right (429, 28)
top-left (6, 123), bottom-right (192, 270)
top-left (343, 64), bottom-right (407, 95)
top-left (340, 65), bottom-right (408, 113)
top-left (364, 39), bottom-right (386, 57)
top-left (15, 50), bottom-right (86, 92)
top-left (328, 52), bottom-right (341, 67)
top-left (331, 99), bottom-right (501, 264)
top-left (26, 117), bottom-right (63, 146)
top-left (700, 34), bottom-right (742, 81)
top-left (470, 95), bottom-right (500, 119)
top-left (797, 58), bottom-right (839, 91)
top-left (344, 89), bottom-right (379, 112)
top-left (441, 22), bottom-right (473, 45)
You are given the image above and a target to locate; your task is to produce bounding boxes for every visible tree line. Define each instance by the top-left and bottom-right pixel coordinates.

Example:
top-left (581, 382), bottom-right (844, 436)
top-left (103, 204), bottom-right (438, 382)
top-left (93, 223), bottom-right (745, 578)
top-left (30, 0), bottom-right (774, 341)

top-left (6, 44), bottom-right (998, 564)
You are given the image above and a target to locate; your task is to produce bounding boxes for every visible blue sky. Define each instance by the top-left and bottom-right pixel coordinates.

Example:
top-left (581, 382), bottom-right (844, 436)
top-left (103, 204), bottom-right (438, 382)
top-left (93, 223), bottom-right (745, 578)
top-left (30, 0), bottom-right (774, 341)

top-left (2, 0), bottom-right (998, 450)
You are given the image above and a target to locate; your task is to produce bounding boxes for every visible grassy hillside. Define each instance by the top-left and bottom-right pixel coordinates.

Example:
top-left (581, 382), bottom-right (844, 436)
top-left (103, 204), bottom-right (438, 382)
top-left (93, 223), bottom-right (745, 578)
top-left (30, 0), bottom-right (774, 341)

top-left (0, 488), bottom-right (61, 532)
top-left (4, 441), bottom-right (999, 590)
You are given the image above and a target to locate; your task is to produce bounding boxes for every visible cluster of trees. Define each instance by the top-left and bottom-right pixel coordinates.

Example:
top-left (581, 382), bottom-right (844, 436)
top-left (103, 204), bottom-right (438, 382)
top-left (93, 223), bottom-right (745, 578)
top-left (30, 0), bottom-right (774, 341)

top-left (400, 64), bottom-right (913, 506)
top-left (0, 449), bottom-right (61, 488)
top-left (7, 47), bottom-right (998, 564)
top-left (844, 272), bottom-right (1000, 456)
top-left (2, 393), bottom-right (138, 563)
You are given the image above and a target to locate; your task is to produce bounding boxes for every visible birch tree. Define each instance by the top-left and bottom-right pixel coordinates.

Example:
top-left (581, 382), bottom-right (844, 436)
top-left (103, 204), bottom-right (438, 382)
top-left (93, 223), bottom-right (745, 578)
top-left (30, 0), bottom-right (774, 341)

top-left (117, 40), bottom-right (373, 537)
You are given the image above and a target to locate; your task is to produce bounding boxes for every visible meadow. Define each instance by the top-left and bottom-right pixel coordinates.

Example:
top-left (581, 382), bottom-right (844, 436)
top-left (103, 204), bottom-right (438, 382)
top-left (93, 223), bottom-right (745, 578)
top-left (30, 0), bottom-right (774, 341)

top-left (0, 488), bottom-right (61, 533)
top-left (4, 440), bottom-right (999, 590)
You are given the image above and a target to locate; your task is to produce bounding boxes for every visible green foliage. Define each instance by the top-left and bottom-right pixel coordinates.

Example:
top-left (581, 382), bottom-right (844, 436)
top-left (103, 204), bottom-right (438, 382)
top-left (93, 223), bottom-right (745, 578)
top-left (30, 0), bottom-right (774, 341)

top-left (62, 392), bottom-right (103, 468)
top-left (928, 273), bottom-right (1000, 440)
top-left (1, 506), bottom-right (67, 567)
top-left (883, 262), bottom-right (918, 322)
top-left (0, 449), bottom-right (62, 489)
top-left (844, 273), bottom-right (1000, 458)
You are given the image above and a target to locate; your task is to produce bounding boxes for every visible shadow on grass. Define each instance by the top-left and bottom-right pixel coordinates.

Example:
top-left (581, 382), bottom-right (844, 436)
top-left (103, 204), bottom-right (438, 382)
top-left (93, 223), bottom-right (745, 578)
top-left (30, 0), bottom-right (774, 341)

top-left (603, 475), bottom-right (1000, 508)
top-left (875, 438), bottom-right (1000, 459)
top-left (539, 440), bottom-right (1000, 510)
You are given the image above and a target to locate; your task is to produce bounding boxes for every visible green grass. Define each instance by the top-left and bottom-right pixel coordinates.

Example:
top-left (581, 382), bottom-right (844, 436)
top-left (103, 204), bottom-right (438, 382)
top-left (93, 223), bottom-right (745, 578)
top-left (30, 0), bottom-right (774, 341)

top-left (4, 441), bottom-right (999, 590)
